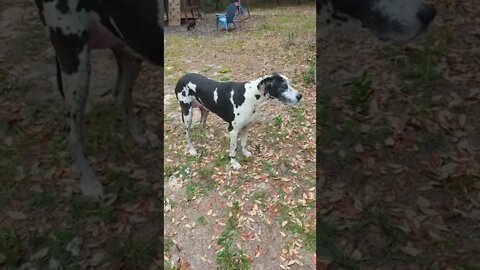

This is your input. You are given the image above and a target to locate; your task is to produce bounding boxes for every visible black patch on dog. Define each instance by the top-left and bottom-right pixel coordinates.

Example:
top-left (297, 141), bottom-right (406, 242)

top-left (101, 0), bottom-right (164, 66)
top-left (34, 0), bottom-right (46, 24)
top-left (49, 28), bottom-right (88, 75)
top-left (56, 0), bottom-right (69, 14)
top-left (175, 73), bottom-right (249, 130)
top-left (255, 94), bottom-right (260, 99)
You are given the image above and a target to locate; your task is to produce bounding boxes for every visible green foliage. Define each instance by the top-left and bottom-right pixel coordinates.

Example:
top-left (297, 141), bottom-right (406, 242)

top-left (349, 70), bottom-right (372, 106)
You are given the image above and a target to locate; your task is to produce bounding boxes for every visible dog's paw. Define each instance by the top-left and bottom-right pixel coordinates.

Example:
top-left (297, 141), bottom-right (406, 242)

top-left (133, 130), bottom-right (160, 149)
top-left (78, 171), bottom-right (104, 201)
top-left (188, 147), bottom-right (197, 156)
top-left (230, 159), bottom-right (241, 170)
top-left (242, 150), bottom-right (252, 158)
top-left (145, 131), bottom-right (160, 149)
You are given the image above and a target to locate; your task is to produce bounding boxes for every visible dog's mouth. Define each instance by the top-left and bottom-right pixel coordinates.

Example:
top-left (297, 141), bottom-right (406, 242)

top-left (278, 92), bottom-right (302, 106)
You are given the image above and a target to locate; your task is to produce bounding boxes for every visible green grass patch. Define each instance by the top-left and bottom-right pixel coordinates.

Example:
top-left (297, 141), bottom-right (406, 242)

top-left (216, 203), bottom-right (249, 270)
top-left (0, 229), bottom-right (22, 267)
top-left (10, 23), bottom-right (48, 62)
top-left (198, 216), bottom-right (208, 226)
top-left (30, 190), bottom-right (57, 208)
top-left (349, 70), bottom-right (372, 108)
top-left (106, 238), bottom-right (157, 268)
top-left (218, 67), bottom-right (230, 74)
top-left (69, 198), bottom-right (118, 224)
top-left (318, 219), bottom-right (360, 270)
top-left (164, 237), bottom-right (174, 252)
top-left (302, 57), bottom-right (316, 86)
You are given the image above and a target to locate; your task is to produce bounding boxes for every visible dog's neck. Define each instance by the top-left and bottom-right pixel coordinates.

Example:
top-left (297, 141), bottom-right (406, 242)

top-left (245, 76), bottom-right (272, 108)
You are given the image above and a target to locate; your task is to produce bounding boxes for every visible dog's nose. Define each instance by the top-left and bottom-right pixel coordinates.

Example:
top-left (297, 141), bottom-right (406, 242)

top-left (296, 93), bottom-right (302, 101)
top-left (417, 4), bottom-right (436, 25)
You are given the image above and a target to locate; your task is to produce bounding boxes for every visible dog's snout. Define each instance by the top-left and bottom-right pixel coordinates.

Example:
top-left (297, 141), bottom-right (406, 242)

top-left (417, 4), bottom-right (436, 25)
top-left (296, 93), bottom-right (302, 101)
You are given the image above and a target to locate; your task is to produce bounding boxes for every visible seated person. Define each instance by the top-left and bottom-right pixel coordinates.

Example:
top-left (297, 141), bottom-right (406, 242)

top-left (226, 0), bottom-right (245, 25)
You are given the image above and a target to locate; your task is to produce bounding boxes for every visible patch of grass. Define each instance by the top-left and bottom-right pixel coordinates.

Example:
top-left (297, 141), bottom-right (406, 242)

top-left (0, 229), bottom-right (22, 267)
top-left (214, 154), bottom-right (230, 167)
top-left (274, 115), bottom-right (283, 128)
top-left (219, 76), bottom-right (231, 81)
top-left (0, 70), bottom-right (31, 97)
top-left (84, 102), bottom-right (134, 158)
top-left (322, 119), bottom-right (362, 146)
top-left (10, 23), bottom-right (48, 62)
top-left (198, 166), bottom-right (214, 179)
top-left (201, 66), bottom-right (212, 72)
top-left (216, 205), bottom-right (249, 270)
top-left (349, 70), bottom-right (372, 108)
top-left (107, 238), bottom-right (157, 268)
top-left (318, 219), bottom-right (360, 270)
top-left (288, 106), bottom-right (305, 122)
top-left (38, 228), bottom-right (79, 266)
top-left (284, 28), bottom-right (296, 48)
top-left (304, 229), bottom-right (316, 253)
top-left (252, 191), bottom-right (267, 202)
top-left (302, 57), bottom-right (316, 85)
top-left (164, 237), bottom-right (174, 252)
top-left (218, 67), bottom-right (230, 74)
top-left (262, 160), bottom-right (277, 177)
top-left (31, 190), bottom-right (56, 208)
top-left (121, 180), bottom-right (153, 202)
top-left (69, 198), bottom-right (118, 224)
top-left (186, 182), bottom-right (201, 201)
top-left (198, 216), bottom-right (208, 226)
top-left (380, 31), bottom-right (448, 94)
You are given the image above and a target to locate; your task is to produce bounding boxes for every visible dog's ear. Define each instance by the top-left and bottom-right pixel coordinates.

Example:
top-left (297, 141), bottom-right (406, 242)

top-left (258, 76), bottom-right (274, 92)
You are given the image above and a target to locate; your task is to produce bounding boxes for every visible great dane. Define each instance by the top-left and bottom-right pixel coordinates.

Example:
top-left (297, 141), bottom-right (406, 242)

top-left (175, 73), bottom-right (302, 169)
top-left (34, 0), bottom-right (164, 200)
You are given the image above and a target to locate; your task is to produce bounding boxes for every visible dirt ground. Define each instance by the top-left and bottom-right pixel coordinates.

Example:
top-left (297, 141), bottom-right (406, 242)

top-left (317, 0), bottom-right (480, 269)
top-left (164, 5), bottom-right (316, 270)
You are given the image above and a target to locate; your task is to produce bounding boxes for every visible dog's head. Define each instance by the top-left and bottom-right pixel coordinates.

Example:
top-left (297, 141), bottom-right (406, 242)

top-left (318, 0), bottom-right (436, 43)
top-left (258, 73), bottom-right (302, 106)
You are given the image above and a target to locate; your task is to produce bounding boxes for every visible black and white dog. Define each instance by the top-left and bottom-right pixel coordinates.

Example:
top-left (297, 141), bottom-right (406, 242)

top-left (33, 0), bottom-right (164, 200)
top-left (175, 73), bottom-right (302, 169)
top-left (317, 0), bottom-right (436, 42)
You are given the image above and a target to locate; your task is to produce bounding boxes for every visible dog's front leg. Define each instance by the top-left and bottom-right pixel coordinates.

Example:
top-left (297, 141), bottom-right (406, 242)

top-left (229, 129), bottom-right (241, 169)
top-left (53, 40), bottom-right (104, 200)
top-left (239, 124), bottom-right (252, 157)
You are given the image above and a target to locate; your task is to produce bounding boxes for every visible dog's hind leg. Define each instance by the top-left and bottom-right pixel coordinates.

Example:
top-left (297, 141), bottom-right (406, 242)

top-left (49, 30), bottom-right (104, 200)
top-left (199, 107), bottom-right (213, 139)
top-left (239, 124), bottom-right (253, 158)
top-left (229, 129), bottom-right (241, 169)
top-left (112, 49), bottom-right (160, 148)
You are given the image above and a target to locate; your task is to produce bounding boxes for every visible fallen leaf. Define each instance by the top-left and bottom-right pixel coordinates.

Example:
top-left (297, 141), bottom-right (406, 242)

top-left (30, 247), bottom-right (49, 260)
top-left (416, 196), bottom-right (431, 208)
top-left (401, 243), bottom-right (422, 256)
top-left (6, 211), bottom-right (28, 220)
